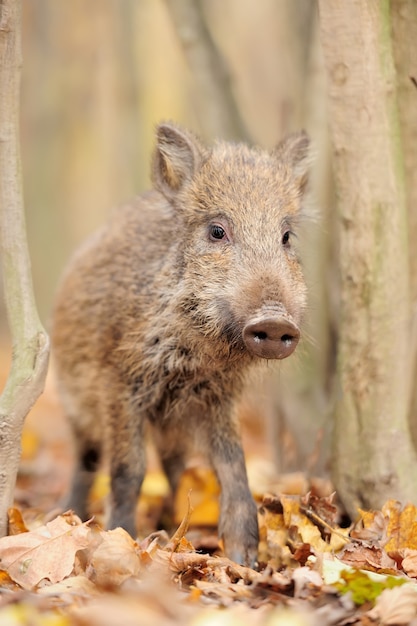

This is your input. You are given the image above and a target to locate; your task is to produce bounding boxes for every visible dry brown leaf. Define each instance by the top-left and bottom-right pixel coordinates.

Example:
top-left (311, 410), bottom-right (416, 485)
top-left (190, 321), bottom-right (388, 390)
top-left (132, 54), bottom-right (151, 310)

top-left (153, 547), bottom-right (209, 574)
top-left (0, 513), bottom-right (90, 589)
top-left (87, 527), bottom-right (141, 587)
top-left (292, 566), bottom-right (323, 598)
top-left (281, 495), bottom-right (330, 553)
top-left (367, 584), bottom-right (417, 624)
top-left (352, 508), bottom-right (387, 542)
top-left (398, 548), bottom-right (417, 578)
top-left (194, 579), bottom-right (253, 603)
top-left (300, 492), bottom-right (338, 528)
top-left (206, 556), bottom-right (262, 584)
top-left (71, 592), bottom-right (187, 626)
top-left (338, 542), bottom-right (397, 573)
top-left (71, 571), bottom-right (194, 626)
top-left (167, 491), bottom-right (194, 552)
top-left (37, 573), bottom-right (98, 597)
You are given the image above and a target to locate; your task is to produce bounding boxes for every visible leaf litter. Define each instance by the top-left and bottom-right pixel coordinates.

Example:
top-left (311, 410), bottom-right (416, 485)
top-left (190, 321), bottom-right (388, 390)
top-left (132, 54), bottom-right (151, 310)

top-left (1, 487), bottom-right (417, 625)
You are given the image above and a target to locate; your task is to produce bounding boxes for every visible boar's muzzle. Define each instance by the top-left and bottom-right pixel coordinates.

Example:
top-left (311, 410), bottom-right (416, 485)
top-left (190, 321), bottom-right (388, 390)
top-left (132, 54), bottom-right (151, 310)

top-left (242, 314), bottom-right (300, 360)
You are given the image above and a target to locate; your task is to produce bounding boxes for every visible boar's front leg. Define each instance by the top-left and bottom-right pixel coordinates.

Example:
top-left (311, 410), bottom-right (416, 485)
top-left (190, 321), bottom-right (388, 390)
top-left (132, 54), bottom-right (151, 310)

top-left (208, 419), bottom-right (259, 567)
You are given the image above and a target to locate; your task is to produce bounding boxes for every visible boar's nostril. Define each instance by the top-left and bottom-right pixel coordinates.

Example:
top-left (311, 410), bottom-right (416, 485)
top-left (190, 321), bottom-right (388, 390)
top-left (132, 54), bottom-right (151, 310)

top-left (254, 331), bottom-right (267, 342)
top-left (243, 317), bottom-right (300, 360)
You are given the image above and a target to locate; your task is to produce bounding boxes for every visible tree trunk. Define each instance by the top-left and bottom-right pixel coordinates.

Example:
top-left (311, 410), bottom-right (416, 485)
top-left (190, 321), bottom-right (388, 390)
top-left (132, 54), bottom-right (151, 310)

top-left (0, 0), bottom-right (49, 536)
top-left (390, 0), bottom-right (417, 445)
top-left (319, 0), bottom-right (417, 518)
top-left (163, 0), bottom-right (246, 141)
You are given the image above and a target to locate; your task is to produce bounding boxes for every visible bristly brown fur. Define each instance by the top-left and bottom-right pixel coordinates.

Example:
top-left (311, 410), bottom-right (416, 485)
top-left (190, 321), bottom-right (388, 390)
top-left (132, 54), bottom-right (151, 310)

top-left (51, 121), bottom-right (311, 567)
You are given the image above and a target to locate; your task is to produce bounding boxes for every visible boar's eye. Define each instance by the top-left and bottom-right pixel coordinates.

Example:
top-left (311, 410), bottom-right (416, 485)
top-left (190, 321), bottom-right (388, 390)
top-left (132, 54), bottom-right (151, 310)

top-left (209, 224), bottom-right (227, 241)
top-left (282, 230), bottom-right (291, 245)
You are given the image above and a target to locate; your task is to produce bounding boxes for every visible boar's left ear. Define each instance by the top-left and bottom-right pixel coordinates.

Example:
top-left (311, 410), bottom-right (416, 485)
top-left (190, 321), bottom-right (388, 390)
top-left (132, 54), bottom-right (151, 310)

top-left (273, 131), bottom-right (311, 194)
top-left (152, 122), bottom-right (205, 200)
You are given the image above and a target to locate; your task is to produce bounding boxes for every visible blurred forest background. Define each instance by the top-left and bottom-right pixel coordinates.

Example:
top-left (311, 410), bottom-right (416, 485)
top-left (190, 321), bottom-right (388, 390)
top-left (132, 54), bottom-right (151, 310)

top-left (8, 0), bottom-right (333, 476)
top-left (1, 0), bottom-right (416, 517)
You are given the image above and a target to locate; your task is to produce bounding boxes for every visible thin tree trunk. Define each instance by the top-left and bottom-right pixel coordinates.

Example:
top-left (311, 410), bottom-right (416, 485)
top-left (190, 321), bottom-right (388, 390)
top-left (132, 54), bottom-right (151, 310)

top-left (163, 0), bottom-right (246, 141)
top-left (319, 0), bottom-right (417, 518)
top-left (390, 0), bottom-right (417, 445)
top-left (0, 0), bottom-right (49, 536)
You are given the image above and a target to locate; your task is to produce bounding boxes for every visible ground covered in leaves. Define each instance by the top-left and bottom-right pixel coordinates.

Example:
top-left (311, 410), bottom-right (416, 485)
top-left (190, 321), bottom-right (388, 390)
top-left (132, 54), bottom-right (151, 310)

top-left (2, 365), bottom-right (417, 625)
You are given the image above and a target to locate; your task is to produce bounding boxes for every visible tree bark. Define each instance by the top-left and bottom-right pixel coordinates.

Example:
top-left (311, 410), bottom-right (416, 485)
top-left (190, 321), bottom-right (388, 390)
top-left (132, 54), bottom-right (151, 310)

top-left (319, 0), bottom-right (417, 518)
top-left (390, 0), bottom-right (417, 445)
top-left (0, 0), bottom-right (49, 536)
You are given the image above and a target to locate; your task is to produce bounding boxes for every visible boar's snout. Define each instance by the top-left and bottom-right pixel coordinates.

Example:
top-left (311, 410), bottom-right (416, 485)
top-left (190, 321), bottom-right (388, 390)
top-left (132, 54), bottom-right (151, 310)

top-left (242, 315), bottom-right (300, 360)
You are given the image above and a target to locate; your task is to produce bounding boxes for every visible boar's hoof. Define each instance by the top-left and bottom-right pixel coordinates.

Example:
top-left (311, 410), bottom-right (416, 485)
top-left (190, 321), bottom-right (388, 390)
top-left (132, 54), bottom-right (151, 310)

top-left (243, 316), bottom-right (300, 359)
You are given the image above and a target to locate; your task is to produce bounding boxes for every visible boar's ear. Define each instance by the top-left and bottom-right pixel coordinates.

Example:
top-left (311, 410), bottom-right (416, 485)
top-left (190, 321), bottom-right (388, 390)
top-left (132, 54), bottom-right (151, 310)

top-left (152, 123), bottom-right (204, 199)
top-left (273, 131), bottom-right (311, 193)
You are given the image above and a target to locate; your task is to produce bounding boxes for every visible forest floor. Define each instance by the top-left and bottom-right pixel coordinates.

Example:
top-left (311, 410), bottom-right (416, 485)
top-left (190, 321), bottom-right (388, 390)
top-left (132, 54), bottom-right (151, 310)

top-left (1, 344), bottom-right (417, 625)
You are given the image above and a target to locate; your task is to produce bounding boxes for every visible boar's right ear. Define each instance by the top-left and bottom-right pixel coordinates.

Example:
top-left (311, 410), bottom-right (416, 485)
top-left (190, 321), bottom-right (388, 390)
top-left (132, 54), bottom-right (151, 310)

top-left (273, 131), bottom-right (311, 194)
top-left (152, 123), bottom-right (204, 199)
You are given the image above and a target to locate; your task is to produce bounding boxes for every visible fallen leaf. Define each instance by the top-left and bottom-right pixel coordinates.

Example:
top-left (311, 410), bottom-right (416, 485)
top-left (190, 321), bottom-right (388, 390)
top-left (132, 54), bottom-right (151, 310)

top-left (398, 548), bottom-right (417, 578)
top-left (281, 495), bottom-right (330, 553)
top-left (352, 508), bottom-right (387, 542)
top-left (0, 514), bottom-right (90, 589)
top-left (0, 602), bottom-right (71, 626)
top-left (175, 467), bottom-right (220, 526)
top-left (292, 566), bottom-right (323, 597)
top-left (89, 471), bottom-right (110, 505)
top-left (0, 568), bottom-right (20, 590)
top-left (20, 428), bottom-right (40, 461)
top-left (338, 542), bottom-right (397, 573)
top-left (300, 492), bottom-right (338, 529)
top-left (334, 569), bottom-right (406, 606)
top-left (142, 471), bottom-right (170, 498)
top-left (88, 527), bottom-right (141, 587)
top-left (265, 606), bottom-right (316, 626)
top-left (366, 584), bottom-right (417, 624)
top-left (7, 508), bottom-right (29, 535)
top-left (384, 501), bottom-right (417, 552)
top-left (37, 574), bottom-right (98, 597)
top-left (167, 491), bottom-right (194, 552)
top-left (70, 574), bottom-right (193, 626)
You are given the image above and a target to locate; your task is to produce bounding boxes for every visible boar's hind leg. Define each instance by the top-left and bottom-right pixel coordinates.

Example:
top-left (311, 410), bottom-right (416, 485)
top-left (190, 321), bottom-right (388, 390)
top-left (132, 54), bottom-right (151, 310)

top-left (159, 448), bottom-right (186, 495)
top-left (107, 408), bottom-right (146, 539)
top-left (209, 424), bottom-right (259, 568)
top-left (66, 441), bottom-right (100, 521)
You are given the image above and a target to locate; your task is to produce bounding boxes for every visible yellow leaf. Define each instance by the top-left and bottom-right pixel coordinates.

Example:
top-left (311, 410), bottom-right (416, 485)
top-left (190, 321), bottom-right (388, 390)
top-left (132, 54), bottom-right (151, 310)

top-left (175, 467), bottom-right (220, 526)
top-left (20, 429), bottom-right (39, 461)
top-left (358, 507), bottom-right (380, 530)
top-left (89, 471), bottom-right (110, 504)
top-left (384, 501), bottom-right (417, 552)
top-left (142, 471), bottom-right (170, 498)
top-left (0, 603), bottom-right (71, 626)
